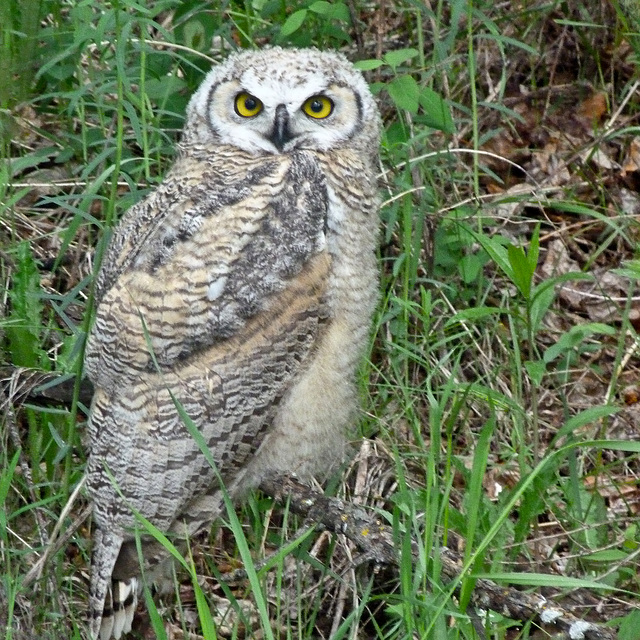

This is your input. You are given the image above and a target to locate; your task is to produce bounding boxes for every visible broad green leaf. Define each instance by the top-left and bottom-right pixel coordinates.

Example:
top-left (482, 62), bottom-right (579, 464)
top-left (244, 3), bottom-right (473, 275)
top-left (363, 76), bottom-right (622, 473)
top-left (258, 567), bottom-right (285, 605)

top-left (553, 405), bottom-right (619, 442)
top-left (524, 360), bottom-right (545, 385)
top-left (531, 271), bottom-right (592, 308)
top-left (585, 549), bottom-right (630, 562)
top-left (387, 74), bottom-right (420, 113)
top-left (280, 9), bottom-right (307, 36)
top-left (418, 86), bottom-right (454, 133)
top-left (383, 48), bottom-right (419, 69)
top-left (543, 323), bottom-right (616, 364)
top-left (354, 59), bottom-right (384, 71)
top-left (614, 266), bottom-right (640, 279)
top-left (458, 253), bottom-right (483, 284)
top-left (590, 439), bottom-right (640, 453)
top-left (182, 19), bottom-right (206, 50)
top-left (473, 233), bottom-right (513, 282)
top-left (308, 1), bottom-right (350, 22)
top-left (9, 147), bottom-right (59, 176)
top-left (529, 281), bottom-right (555, 333)
top-left (619, 609), bottom-right (640, 640)
top-left (144, 75), bottom-right (188, 100)
top-left (445, 306), bottom-right (501, 325)
top-left (507, 244), bottom-right (532, 299)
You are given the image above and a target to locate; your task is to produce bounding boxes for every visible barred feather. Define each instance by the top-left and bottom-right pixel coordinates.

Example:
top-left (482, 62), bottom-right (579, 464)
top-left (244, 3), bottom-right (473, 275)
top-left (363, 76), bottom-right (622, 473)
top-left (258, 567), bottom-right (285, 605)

top-left (85, 46), bottom-right (381, 638)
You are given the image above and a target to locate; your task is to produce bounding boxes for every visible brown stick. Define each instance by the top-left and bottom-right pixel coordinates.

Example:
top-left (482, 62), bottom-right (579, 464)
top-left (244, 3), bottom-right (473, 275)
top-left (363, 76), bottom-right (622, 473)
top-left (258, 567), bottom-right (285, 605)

top-left (259, 473), bottom-right (617, 640)
top-left (2, 367), bottom-right (618, 640)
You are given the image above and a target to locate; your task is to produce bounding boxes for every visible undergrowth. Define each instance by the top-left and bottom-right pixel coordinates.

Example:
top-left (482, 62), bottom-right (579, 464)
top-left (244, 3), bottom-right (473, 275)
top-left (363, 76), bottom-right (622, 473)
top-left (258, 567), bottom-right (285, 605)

top-left (2, 1), bottom-right (640, 639)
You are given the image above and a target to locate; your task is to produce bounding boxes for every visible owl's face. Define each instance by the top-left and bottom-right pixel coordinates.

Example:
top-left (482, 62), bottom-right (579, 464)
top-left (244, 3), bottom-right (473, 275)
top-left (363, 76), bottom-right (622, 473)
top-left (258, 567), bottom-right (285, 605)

top-left (185, 47), bottom-right (380, 156)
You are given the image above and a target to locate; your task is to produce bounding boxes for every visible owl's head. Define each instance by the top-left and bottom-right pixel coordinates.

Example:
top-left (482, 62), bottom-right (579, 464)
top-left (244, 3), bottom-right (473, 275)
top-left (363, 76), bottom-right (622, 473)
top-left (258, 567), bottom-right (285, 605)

top-left (184, 47), bottom-right (380, 157)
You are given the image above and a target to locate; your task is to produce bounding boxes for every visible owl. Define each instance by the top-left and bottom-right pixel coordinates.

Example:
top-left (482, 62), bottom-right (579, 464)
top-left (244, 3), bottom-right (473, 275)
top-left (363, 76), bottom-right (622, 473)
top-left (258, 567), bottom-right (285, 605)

top-left (84, 46), bottom-right (381, 639)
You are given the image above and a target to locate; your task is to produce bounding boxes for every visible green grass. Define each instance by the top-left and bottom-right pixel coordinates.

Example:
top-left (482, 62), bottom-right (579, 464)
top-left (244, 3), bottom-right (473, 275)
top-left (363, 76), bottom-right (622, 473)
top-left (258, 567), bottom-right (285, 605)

top-left (2, 0), bottom-right (640, 638)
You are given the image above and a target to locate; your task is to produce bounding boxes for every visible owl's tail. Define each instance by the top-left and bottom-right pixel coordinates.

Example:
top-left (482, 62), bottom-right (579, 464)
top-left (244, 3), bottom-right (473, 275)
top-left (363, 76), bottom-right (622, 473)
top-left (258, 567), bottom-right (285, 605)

top-left (89, 529), bottom-right (138, 639)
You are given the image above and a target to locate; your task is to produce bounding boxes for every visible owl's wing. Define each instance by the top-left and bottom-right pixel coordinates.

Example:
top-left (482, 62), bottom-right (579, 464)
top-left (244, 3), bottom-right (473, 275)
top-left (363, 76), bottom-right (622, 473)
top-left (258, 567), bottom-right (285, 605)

top-left (87, 152), bottom-right (331, 637)
top-left (86, 150), bottom-right (328, 389)
top-left (87, 250), bottom-right (330, 636)
top-left (87, 148), bottom-right (330, 514)
top-left (87, 248), bottom-right (330, 528)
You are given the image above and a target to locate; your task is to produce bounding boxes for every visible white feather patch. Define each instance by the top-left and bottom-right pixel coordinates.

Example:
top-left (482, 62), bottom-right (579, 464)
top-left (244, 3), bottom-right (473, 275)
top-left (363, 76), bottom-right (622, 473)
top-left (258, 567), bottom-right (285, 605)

top-left (316, 230), bottom-right (327, 251)
top-left (123, 578), bottom-right (138, 634)
top-left (207, 275), bottom-right (228, 301)
top-left (111, 579), bottom-right (136, 639)
top-left (99, 613), bottom-right (114, 640)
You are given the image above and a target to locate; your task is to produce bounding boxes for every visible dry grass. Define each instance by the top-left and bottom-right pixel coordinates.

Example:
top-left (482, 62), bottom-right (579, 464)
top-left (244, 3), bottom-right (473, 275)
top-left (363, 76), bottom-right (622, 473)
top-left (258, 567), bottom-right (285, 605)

top-left (2, 1), bottom-right (640, 638)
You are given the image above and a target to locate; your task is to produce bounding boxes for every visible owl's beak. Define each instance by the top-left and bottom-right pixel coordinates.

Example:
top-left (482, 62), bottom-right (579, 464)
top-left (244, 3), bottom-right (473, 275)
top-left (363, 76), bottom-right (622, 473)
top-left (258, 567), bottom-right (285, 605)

top-left (270, 104), bottom-right (294, 151)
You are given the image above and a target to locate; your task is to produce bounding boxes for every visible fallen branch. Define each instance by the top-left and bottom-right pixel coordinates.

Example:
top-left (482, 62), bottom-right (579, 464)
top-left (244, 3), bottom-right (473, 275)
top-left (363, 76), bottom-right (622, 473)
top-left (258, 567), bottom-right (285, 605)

top-left (2, 367), bottom-right (619, 639)
top-left (259, 473), bottom-right (617, 640)
top-left (0, 366), bottom-right (94, 407)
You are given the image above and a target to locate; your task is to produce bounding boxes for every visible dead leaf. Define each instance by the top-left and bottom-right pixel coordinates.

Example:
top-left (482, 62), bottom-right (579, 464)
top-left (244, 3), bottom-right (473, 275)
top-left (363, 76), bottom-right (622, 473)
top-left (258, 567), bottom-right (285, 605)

top-left (624, 137), bottom-right (640, 169)
top-left (576, 91), bottom-right (608, 125)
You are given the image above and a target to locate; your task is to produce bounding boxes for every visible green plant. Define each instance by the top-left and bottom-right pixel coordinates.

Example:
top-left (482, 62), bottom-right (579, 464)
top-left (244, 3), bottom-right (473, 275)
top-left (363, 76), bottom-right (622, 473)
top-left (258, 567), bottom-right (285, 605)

top-left (2, 1), bottom-right (640, 638)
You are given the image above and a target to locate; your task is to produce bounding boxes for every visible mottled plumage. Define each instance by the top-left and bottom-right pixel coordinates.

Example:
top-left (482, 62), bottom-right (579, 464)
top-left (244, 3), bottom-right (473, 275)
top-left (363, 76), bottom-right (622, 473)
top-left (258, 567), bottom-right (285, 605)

top-left (85, 46), bottom-right (381, 639)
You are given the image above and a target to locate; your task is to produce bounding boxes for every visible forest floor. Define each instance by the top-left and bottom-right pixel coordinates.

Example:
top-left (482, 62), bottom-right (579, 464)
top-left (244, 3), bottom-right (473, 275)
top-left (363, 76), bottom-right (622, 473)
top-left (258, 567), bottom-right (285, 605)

top-left (2, 1), bottom-right (640, 639)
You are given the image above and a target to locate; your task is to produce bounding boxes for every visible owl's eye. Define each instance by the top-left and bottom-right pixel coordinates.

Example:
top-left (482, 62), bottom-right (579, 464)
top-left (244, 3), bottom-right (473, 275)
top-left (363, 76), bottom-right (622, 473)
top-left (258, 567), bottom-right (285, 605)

top-left (235, 92), bottom-right (263, 117)
top-left (302, 95), bottom-right (333, 119)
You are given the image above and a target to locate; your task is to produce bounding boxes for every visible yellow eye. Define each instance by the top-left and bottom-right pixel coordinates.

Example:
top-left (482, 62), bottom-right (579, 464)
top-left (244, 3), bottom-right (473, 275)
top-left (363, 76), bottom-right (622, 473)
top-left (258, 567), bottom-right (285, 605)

top-left (234, 92), bottom-right (263, 117)
top-left (302, 95), bottom-right (333, 119)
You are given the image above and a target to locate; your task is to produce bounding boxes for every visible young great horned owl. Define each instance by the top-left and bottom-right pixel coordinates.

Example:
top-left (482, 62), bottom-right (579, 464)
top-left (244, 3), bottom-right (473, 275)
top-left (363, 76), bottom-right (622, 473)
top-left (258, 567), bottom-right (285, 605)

top-left (85, 46), bottom-right (381, 639)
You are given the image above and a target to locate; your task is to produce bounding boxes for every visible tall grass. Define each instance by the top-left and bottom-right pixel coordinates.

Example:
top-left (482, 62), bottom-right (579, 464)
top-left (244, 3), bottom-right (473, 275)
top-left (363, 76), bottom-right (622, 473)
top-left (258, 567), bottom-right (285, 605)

top-left (2, 0), bottom-right (640, 638)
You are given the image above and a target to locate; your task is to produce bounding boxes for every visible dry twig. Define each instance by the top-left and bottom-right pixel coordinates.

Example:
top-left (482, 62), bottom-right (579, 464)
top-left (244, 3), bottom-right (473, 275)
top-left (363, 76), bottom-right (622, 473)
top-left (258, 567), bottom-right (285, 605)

top-left (259, 473), bottom-right (617, 640)
top-left (3, 368), bottom-right (619, 639)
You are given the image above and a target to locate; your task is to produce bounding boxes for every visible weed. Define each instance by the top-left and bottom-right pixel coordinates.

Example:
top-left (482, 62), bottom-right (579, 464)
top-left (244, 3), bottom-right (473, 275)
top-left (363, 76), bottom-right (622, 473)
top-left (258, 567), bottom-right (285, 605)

top-left (2, 1), bottom-right (640, 638)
